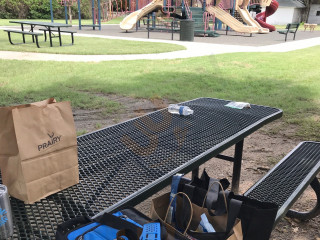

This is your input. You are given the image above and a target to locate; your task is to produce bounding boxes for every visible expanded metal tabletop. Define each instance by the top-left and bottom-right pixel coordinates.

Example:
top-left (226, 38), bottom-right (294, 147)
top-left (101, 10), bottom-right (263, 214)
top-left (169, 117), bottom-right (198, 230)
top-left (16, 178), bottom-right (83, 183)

top-left (2, 98), bottom-right (282, 239)
top-left (9, 21), bottom-right (72, 28)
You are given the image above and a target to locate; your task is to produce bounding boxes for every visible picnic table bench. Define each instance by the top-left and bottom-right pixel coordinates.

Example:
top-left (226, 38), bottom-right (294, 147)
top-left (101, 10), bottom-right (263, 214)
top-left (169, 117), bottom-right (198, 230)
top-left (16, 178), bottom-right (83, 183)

top-left (245, 141), bottom-right (320, 226)
top-left (4, 29), bottom-right (43, 48)
top-left (277, 23), bottom-right (300, 42)
top-left (38, 28), bottom-right (77, 45)
top-left (1, 98), bottom-right (283, 239)
top-left (304, 23), bottom-right (317, 31)
top-left (145, 15), bottom-right (180, 40)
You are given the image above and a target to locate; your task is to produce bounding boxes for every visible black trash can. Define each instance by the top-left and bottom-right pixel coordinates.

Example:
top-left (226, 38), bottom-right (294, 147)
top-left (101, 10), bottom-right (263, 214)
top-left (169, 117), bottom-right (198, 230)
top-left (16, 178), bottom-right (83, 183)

top-left (180, 19), bottom-right (194, 41)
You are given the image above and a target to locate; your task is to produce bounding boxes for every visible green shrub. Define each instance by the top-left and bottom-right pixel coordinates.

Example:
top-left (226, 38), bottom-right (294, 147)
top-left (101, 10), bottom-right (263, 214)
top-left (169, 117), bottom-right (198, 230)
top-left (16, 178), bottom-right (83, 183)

top-left (0, 0), bottom-right (29, 18)
top-left (0, 0), bottom-right (93, 19)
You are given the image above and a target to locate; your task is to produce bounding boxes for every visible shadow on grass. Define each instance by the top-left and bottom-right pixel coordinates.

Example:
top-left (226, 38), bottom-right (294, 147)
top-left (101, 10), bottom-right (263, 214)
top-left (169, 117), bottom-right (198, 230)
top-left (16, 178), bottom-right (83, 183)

top-left (1, 67), bottom-right (318, 139)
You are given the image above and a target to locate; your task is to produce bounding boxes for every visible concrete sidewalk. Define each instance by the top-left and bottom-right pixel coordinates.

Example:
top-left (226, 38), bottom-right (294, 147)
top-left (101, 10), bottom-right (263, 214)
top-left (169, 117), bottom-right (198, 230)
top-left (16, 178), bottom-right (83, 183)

top-left (1, 26), bottom-right (320, 62)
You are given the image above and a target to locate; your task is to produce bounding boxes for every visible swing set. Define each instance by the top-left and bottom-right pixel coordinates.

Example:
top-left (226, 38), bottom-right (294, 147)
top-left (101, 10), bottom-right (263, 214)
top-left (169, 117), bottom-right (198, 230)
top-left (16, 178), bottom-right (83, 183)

top-left (50, 0), bottom-right (102, 30)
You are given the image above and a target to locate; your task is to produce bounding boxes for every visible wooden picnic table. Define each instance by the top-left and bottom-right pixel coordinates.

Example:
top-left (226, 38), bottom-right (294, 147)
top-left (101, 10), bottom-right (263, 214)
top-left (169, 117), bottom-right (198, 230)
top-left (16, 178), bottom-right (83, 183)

top-left (1, 97), bottom-right (282, 239)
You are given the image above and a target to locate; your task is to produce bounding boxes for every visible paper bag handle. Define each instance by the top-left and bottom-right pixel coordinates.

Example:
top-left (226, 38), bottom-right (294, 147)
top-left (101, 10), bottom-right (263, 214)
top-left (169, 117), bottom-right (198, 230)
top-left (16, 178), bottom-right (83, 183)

top-left (164, 192), bottom-right (193, 236)
top-left (201, 181), bottom-right (228, 216)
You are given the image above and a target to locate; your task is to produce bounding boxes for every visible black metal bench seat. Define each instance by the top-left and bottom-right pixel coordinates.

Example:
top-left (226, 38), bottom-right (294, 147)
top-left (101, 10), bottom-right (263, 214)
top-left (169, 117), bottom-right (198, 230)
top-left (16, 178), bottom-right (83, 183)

top-left (4, 29), bottom-right (43, 48)
top-left (81, 24), bottom-right (101, 30)
top-left (277, 23), bottom-right (300, 42)
top-left (245, 141), bottom-right (320, 226)
top-left (38, 28), bottom-right (77, 45)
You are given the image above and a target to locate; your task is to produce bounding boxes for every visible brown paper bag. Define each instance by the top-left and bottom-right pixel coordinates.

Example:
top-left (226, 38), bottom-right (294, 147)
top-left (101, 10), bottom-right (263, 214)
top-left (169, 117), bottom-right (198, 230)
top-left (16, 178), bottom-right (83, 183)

top-left (227, 220), bottom-right (242, 240)
top-left (151, 190), bottom-right (243, 240)
top-left (185, 181), bottom-right (243, 240)
top-left (150, 192), bottom-right (193, 240)
top-left (0, 98), bottom-right (79, 204)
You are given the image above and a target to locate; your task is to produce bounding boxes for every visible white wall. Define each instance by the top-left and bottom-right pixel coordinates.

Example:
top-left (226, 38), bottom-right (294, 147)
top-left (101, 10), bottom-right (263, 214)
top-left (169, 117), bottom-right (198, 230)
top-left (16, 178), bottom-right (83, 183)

top-left (264, 7), bottom-right (295, 25)
top-left (293, 8), bottom-right (303, 23)
top-left (308, 4), bottom-right (320, 24)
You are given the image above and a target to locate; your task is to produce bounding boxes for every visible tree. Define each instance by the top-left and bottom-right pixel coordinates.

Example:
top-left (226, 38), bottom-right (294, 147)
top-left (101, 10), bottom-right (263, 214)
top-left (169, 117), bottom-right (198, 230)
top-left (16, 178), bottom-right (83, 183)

top-left (303, 0), bottom-right (311, 22)
top-left (58, 0), bottom-right (77, 24)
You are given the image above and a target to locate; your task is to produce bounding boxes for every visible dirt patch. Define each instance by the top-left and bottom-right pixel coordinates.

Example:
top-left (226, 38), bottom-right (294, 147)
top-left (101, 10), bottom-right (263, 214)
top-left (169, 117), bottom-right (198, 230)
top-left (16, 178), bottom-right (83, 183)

top-left (73, 95), bottom-right (170, 133)
top-left (73, 95), bottom-right (320, 240)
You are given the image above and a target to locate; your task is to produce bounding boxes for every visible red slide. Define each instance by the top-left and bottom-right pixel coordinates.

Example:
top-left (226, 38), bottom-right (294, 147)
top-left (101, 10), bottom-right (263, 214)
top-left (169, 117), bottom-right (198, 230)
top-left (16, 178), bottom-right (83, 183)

top-left (255, 0), bottom-right (279, 32)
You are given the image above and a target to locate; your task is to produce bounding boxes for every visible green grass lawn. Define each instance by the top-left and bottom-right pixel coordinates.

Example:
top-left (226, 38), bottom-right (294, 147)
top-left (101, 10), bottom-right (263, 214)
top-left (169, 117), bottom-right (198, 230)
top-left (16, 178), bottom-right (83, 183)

top-left (0, 17), bottom-right (124, 26)
top-left (0, 32), bottom-right (185, 54)
top-left (1, 46), bottom-right (320, 140)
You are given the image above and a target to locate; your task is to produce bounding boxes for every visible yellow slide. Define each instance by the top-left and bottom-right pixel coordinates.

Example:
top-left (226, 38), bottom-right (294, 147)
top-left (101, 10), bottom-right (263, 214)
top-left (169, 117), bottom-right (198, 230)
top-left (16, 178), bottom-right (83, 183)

top-left (237, 7), bottom-right (269, 33)
top-left (206, 6), bottom-right (259, 33)
top-left (120, 0), bottom-right (163, 30)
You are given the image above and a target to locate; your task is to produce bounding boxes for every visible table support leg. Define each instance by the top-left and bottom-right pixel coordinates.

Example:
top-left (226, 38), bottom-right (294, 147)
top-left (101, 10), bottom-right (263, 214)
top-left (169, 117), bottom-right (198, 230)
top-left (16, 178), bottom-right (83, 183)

top-left (35, 35), bottom-right (40, 48)
top-left (31, 25), bottom-right (35, 43)
top-left (7, 32), bottom-right (14, 45)
top-left (58, 27), bottom-right (62, 46)
top-left (286, 177), bottom-right (320, 220)
top-left (231, 140), bottom-right (244, 194)
top-left (21, 24), bottom-right (25, 43)
top-left (192, 167), bottom-right (199, 179)
top-left (49, 27), bottom-right (53, 47)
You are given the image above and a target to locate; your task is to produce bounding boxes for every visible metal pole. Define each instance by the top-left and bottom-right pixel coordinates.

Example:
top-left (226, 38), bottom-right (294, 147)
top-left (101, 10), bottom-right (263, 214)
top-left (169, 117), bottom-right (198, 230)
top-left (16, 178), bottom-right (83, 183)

top-left (98, 0), bottom-right (101, 30)
top-left (136, 0), bottom-right (138, 31)
top-left (92, 0), bottom-right (95, 30)
top-left (64, 0), bottom-right (68, 24)
top-left (152, 12), bottom-right (155, 28)
top-left (78, 0), bottom-right (82, 30)
top-left (232, 0), bottom-right (235, 16)
top-left (147, 14), bottom-right (150, 38)
top-left (192, 167), bottom-right (199, 180)
top-left (50, 0), bottom-right (54, 22)
top-left (231, 140), bottom-right (244, 194)
top-left (182, 0), bottom-right (185, 17)
top-left (171, 20), bottom-right (173, 40)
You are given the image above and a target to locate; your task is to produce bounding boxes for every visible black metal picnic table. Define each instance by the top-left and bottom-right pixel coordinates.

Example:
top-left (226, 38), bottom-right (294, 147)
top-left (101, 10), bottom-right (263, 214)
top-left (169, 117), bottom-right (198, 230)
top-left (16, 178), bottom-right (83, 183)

top-left (1, 98), bottom-right (282, 239)
top-left (9, 21), bottom-right (72, 47)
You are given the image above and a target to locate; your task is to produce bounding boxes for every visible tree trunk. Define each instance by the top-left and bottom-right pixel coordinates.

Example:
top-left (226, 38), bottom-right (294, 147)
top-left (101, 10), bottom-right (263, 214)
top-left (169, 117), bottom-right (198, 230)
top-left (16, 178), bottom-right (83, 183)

top-left (303, 0), bottom-right (311, 22)
top-left (69, 5), bottom-right (73, 24)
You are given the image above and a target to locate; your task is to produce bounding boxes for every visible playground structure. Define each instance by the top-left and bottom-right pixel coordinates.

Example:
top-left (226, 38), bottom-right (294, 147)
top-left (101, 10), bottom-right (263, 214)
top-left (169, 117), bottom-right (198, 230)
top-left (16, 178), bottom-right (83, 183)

top-left (50, 0), bottom-right (102, 30)
top-left (235, 0), bottom-right (269, 33)
top-left (254, 0), bottom-right (279, 31)
top-left (77, 0), bottom-right (101, 30)
top-left (51, 0), bottom-right (151, 30)
top-left (120, 0), bottom-right (163, 30)
top-left (120, 0), bottom-right (278, 34)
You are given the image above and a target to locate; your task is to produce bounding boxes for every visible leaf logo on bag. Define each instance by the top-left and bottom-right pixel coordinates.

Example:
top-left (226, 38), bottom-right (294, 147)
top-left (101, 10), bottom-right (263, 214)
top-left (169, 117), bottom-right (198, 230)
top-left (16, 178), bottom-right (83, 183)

top-left (38, 132), bottom-right (62, 151)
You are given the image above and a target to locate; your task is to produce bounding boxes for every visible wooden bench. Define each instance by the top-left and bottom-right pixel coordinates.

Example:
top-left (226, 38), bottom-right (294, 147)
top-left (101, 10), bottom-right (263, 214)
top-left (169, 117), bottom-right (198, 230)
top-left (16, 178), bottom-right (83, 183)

top-left (245, 141), bottom-right (320, 226)
top-left (4, 29), bottom-right (43, 48)
top-left (304, 23), bottom-right (317, 32)
top-left (39, 28), bottom-right (77, 45)
top-left (277, 23), bottom-right (300, 41)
